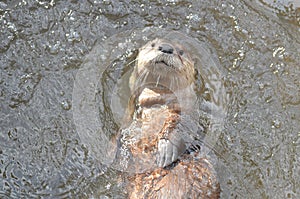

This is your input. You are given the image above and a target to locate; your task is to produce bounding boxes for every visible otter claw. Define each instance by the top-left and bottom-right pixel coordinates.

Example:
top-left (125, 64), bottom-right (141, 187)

top-left (157, 139), bottom-right (182, 167)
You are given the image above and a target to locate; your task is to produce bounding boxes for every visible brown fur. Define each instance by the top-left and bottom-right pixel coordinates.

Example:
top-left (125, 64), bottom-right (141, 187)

top-left (128, 157), bottom-right (220, 199)
top-left (119, 39), bottom-right (220, 199)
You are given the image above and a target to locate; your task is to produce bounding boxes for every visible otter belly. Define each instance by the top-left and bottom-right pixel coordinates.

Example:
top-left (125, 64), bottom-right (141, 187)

top-left (128, 156), bottom-right (220, 199)
top-left (118, 88), bottom-right (187, 172)
top-left (118, 87), bottom-right (220, 199)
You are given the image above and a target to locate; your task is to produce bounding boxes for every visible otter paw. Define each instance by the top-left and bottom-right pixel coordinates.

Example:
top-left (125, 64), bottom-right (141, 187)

top-left (157, 139), bottom-right (182, 167)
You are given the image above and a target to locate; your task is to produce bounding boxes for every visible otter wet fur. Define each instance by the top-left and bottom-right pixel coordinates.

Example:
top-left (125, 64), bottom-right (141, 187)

top-left (117, 38), bottom-right (220, 199)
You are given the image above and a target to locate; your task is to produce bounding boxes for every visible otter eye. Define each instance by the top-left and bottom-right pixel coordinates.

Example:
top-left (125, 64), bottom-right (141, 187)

top-left (179, 50), bottom-right (184, 55)
top-left (151, 43), bottom-right (155, 47)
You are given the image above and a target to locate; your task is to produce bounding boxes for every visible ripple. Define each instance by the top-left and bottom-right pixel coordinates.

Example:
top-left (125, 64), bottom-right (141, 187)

top-left (73, 27), bottom-right (227, 172)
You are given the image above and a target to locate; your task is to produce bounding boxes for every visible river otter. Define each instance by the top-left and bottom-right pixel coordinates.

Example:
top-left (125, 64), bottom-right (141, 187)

top-left (117, 38), bottom-right (220, 199)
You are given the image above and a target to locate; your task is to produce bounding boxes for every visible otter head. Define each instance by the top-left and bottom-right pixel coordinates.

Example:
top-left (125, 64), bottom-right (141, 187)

top-left (129, 38), bottom-right (195, 92)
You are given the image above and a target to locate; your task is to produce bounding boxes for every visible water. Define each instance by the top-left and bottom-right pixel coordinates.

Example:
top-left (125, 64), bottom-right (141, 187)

top-left (0, 0), bottom-right (299, 198)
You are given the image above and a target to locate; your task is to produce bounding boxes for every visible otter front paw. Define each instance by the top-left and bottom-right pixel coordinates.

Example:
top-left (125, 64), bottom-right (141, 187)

top-left (157, 138), bottom-right (185, 167)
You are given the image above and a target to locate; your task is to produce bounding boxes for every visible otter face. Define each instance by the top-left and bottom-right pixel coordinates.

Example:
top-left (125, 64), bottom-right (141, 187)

top-left (130, 38), bottom-right (195, 92)
top-left (137, 38), bottom-right (194, 75)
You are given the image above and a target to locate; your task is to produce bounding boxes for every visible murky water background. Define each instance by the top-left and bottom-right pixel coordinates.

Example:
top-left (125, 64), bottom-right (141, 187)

top-left (0, 0), bottom-right (299, 198)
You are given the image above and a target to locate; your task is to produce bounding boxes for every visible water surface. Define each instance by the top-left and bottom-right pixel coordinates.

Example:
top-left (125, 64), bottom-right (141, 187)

top-left (0, 0), bottom-right (299, 198)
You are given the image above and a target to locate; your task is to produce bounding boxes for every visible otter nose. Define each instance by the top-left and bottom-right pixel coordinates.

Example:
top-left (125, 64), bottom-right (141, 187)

top-left (158, 44), bottom-right (174, 54)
